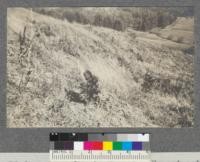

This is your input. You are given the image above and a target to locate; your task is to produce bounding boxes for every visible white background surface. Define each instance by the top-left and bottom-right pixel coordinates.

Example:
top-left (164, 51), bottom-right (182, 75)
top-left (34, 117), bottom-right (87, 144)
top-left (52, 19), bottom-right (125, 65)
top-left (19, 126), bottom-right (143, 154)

top-left (0, 153), bottom-right (200, 162)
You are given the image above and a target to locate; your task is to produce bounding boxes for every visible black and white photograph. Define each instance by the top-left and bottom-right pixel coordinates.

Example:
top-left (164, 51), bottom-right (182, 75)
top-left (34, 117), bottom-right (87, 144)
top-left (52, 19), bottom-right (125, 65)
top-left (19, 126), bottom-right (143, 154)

top-left (7, 7), bottom-right (194, 128)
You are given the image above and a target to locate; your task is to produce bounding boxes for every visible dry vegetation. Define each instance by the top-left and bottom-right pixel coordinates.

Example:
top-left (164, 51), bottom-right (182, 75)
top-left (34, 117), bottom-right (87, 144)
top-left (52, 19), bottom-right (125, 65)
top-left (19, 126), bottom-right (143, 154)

top-left (33, 7), bottom-right (178, 31)
top-left (7, 7), bottom-right (194, 128)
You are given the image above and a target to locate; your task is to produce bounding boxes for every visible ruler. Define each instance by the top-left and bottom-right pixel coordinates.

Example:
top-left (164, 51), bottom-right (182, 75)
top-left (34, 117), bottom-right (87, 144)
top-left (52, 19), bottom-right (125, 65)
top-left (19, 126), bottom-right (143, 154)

top-left (50, 150), bottom-right (151, 162)
top-left (0, 153), bottom-right (200, 162)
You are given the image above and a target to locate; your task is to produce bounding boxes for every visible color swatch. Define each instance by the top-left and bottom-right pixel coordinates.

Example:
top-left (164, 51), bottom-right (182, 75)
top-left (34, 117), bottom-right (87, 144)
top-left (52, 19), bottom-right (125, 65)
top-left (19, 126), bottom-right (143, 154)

top-left (103, 142), bottom-right (113, 150)
top-left (50, 133), bottom-right (149, 142)
top-left (53, 141), bottom-right (149, 151)
top-left (113, 142), bottom-right (122, 150)
top-left (50, 133), bottom-right (150, 151)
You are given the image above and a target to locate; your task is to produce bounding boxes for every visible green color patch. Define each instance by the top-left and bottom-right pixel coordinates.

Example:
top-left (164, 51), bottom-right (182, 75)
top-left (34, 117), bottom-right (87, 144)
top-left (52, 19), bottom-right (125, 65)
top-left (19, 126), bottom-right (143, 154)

top-left (113, 142), bottom-right (122, 150)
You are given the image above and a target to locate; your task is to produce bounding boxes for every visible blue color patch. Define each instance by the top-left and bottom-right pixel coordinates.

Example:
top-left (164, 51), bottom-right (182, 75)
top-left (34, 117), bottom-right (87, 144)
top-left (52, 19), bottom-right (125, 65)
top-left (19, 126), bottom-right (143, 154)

top-left (122, 142), bottom-right (132, 150)
top-left (132, 142), bottom-right (142, 150)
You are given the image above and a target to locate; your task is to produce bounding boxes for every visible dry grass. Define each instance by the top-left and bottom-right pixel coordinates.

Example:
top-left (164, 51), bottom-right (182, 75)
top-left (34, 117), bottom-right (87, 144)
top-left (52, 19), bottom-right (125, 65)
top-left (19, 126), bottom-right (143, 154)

top-left (7, 8), bottom-right (194, 128)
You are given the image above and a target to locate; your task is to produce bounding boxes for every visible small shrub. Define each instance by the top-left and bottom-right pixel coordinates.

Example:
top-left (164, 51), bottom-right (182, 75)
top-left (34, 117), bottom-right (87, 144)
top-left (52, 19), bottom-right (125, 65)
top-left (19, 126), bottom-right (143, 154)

top-left (141, 72), bottom-right (172, 94)
top-left (167, 34), bottom-right (174, 40)
top-left (40, 25), bottom-right (55, 37)
top-left (113, 19), bottom-right (125, 31)
top-left (117, 57), bottom-right (130, 68)
top-left (62, 11), bottom-right (76, 22)
top-left (65, 89), bottom-right (87, 105)
top-left (19, 26), bottom-right (28, 66)
top-left (142, 72), bottom-right (193, 99)
top-left (103, 16), bottom-right (113, 29)
top-left (63, 40), bottom-right (80, 57)
top-left (94, 14), bottom-right (104, 26)
top-left (80, 70), bottom-right (100, 103)
top-left (136, 53), bottom-right (143, 62)
top-left (129, 32), bottom-right (137, 39)
top-left (176, 36), bottom-right (184, 43)
top-left (183, 46), bottom-right (194, 55)
top-left (141, 72), bottom-right (154, 92)
top-left (65, 70), bottom-right (100, 105)
top-left (177, 106), bottom-right (193, 127)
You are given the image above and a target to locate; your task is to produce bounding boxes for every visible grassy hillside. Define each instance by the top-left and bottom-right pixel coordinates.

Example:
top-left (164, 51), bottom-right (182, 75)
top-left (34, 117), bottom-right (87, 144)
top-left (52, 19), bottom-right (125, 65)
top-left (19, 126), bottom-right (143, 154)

top-left (7, 8), bottom-right (194, 127)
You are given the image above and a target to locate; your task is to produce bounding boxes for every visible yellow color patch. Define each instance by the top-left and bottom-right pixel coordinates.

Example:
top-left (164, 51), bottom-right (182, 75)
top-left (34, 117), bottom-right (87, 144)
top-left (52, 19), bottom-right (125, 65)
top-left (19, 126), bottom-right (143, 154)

top-left (103, 142), bottom-right (113, 150)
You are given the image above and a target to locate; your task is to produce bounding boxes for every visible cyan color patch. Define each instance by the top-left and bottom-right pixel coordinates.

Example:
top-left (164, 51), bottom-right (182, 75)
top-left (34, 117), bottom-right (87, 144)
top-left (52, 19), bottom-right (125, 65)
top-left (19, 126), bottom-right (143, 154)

top-left (122, 142), bottom-right (132, 150)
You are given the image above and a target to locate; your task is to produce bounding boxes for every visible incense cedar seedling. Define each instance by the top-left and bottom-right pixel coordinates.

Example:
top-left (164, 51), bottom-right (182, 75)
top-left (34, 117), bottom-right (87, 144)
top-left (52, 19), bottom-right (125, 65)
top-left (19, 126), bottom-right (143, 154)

top-left (65, 70), bottom-right (100, 105)
top-left (80, 70), bottom-right (100, 103)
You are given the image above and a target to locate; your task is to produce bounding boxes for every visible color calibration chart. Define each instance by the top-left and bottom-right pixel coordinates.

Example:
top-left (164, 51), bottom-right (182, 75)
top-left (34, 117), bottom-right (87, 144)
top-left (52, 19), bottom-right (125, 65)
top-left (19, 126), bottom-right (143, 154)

top-left (50, 133), bottom-right (151, 162)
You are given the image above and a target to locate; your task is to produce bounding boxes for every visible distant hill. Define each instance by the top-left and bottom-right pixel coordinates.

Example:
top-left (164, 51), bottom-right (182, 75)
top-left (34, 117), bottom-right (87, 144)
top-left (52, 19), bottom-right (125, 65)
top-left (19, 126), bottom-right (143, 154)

top-left (33, 7), bottom-right (193, 32)
top-left (151, 17), bottom-right (194, 45)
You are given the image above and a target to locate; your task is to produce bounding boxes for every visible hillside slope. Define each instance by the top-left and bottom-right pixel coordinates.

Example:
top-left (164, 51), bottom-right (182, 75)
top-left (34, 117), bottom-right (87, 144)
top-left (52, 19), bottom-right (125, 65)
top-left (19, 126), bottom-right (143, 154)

top-left (151, 17), bottom-right (194, 45)
top-left (7, 8), bottom-right (194, 127)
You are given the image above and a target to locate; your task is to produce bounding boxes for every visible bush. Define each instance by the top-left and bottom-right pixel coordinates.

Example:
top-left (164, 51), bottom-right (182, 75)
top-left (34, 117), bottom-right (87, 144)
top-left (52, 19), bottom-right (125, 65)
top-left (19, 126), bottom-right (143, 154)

top-left (80, 70), bottom-right (100, 103)
top-left (65, 89), bottom-right (87, 105)
top-left (141, 72), bottom-right (193, 99)
top-left (167, 34), bottom-right (174, 40)
top-left (103, 16), bottom-right (113, 29)
top-left (62, 11), bottom-right (76, 22)
top-left (176, 36), bottom-right (184, 43)
top-left (113, 19), bottom-right (125, 31)
top-left (141, 72), bottom-right (175, 95)
top-left (94, 14), bottom-right (104, 26)
top-left (184, 46), bottom-right (194, 55)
